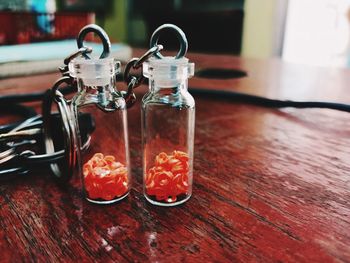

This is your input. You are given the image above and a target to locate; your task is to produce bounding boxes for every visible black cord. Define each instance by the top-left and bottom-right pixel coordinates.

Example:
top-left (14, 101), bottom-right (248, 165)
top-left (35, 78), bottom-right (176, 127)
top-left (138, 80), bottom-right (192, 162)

top-left (0, 104), bottom-right (38, 133)
top-left (0, 85), bottom-right (76, 133)
top-left (0, 103), bottom-right (37, 118)
top-left (189, 87), bottom-right (350, 113)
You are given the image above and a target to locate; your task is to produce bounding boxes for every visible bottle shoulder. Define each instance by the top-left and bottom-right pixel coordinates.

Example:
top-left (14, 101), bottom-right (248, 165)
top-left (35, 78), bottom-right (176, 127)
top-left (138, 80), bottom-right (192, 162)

top-left (142, 90), bottom-right (195, 109)
top-left (72, 90), bottom-right (126, 110)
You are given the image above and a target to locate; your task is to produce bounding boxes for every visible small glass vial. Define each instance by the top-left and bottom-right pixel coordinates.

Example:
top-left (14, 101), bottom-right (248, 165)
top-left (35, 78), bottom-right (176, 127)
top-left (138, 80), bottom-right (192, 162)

top-left (70, 57), bottom-right (130, 204)
top-left (142, 56), bottom-right (195, 206)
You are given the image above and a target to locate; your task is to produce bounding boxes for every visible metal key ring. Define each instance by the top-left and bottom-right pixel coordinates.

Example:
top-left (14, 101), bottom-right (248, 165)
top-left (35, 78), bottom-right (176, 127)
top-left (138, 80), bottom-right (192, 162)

top-left (77, 24), bottom-right (111, 59)
top-left (42, 76), bottom-right (75, 182)
top-left (150, 24), bottom-right (188, 59)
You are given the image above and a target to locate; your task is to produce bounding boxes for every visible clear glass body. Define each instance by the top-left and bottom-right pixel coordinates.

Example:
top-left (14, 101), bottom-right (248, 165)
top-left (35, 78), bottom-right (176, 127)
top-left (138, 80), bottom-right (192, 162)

top-left (142, 58), bottom-right (195, 206)
top-left (71, 58), bottom-right (130, 204)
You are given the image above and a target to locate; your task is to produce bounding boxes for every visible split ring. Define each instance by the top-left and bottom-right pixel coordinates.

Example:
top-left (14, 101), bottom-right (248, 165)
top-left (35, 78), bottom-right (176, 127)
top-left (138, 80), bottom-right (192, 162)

top-left (77, 24), bottom-right (111, 59)
top-left (150, 24), bottom-right (188, 59)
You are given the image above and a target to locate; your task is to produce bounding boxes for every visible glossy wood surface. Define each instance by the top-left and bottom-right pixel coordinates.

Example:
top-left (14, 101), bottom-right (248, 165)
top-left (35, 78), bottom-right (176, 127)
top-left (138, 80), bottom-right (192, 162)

top-left (0, 52), bottom-right (350, 262)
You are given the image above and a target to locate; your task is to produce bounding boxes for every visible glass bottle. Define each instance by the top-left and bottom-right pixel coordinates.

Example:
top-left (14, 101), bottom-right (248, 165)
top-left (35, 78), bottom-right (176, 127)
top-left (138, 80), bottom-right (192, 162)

top-left (142, 56), bottom-right (195, 206)
top-left (70, 57), bottom-right (130, 204)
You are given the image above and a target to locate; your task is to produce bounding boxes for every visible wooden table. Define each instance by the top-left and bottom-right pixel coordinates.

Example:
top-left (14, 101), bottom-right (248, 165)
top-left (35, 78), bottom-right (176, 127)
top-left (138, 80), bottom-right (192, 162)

top-left (0, 52), bottom-right (350, 262)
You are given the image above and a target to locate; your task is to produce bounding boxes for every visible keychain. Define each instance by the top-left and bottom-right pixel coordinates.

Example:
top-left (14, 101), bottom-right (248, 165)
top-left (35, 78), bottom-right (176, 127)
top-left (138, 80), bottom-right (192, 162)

top-left (124, 24), bottom-right (195, 206)
top-left (142, 24), bottom-right (195, 206)
top-left (69, 28), bottom-right (130, 204)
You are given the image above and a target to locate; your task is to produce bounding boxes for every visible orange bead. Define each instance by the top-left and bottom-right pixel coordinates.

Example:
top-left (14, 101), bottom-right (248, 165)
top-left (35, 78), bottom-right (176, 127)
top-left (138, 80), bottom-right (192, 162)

top-left (146, 150), bottom-right (190, 201)
top-left (83, 153), bottom-right (128, 200)
top-left (155, 152), bottom-right (169, 166)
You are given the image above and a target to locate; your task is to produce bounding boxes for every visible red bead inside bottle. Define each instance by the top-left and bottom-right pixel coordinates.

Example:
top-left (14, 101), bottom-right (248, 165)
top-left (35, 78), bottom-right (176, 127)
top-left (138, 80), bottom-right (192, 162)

top-left (145, 150), bottom-right (190, 203)
top-left (83, 153), bottom-right (128, 201)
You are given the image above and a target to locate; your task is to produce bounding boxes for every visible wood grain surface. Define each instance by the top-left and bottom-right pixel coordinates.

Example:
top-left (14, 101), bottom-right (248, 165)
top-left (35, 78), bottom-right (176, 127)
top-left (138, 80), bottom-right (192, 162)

top-left (0, 52), bottom-right (350, 262)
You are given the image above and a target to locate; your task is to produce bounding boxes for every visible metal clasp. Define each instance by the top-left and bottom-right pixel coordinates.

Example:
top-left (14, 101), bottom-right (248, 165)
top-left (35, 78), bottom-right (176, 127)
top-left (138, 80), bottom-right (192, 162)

top-left (58, 24), bottom-right (112, 78)
top-left (122, 45), bottom-right (163, 107)
top-left (122, 24), bottom-right (189, 107)
top-left (59, 47), bottom-right (93, 76)
top-left (149, 23), bottom-right (188, 59)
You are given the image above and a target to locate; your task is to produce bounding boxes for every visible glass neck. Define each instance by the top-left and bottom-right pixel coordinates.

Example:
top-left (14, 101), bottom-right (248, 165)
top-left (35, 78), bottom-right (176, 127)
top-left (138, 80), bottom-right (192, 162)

top-left (150, 79), bottom-right (188, 94)
top-left (77, 75), bottom-right (116, 91)
top-left (75, 75), bottom-right (118, 107)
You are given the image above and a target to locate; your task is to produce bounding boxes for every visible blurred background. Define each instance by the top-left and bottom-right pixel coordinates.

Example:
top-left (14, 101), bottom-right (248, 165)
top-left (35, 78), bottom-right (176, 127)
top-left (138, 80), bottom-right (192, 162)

top-left (1, 0), bottom-right (350, 68)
